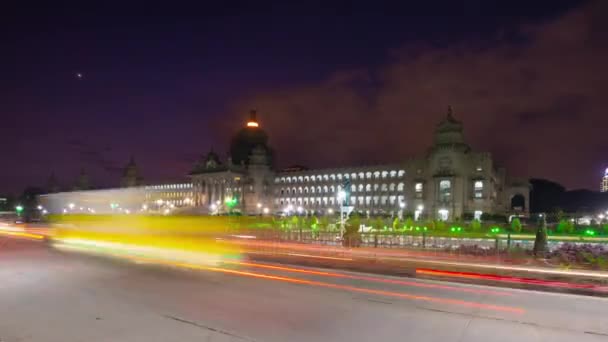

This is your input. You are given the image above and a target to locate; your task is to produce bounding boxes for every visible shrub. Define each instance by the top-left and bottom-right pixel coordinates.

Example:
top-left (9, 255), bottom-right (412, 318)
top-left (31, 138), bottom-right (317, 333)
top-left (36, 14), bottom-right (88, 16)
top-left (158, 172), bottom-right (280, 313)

top-left (556, 219), bottom-right (575, 234)
top-left (511, 217), bottom-right (522, 233)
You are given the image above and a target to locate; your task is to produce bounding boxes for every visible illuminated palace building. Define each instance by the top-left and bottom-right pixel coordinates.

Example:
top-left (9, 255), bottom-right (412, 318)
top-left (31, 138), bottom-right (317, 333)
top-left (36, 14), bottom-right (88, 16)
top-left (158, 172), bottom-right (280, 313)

top-left (42, 108), bottom-right (528, 220)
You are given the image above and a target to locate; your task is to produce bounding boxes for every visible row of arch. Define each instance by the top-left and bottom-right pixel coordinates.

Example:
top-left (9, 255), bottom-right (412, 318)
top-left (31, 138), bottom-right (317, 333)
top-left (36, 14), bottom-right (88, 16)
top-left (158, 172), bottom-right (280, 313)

top-left (278, 195), bottom-right (405, 207)
top-left (276, 170), bottom-right (405, 184)
top-left (279, 183), bottom-right (405, 195)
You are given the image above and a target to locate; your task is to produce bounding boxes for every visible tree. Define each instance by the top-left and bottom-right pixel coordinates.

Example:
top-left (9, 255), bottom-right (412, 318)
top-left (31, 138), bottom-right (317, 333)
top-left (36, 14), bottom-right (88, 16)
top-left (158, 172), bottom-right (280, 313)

top-left (511, 217), bottom-right (522, 233)
top-left (392, 217), bottom-right (400, 231)
top-left (310, 215), bottom-right (319, 229)
top-left (290, 216), bottom-right (300, 230)
top-left (320, 216), bottom-right (329, 231)
top-left (373, 217), bottom-right (385, 232)
top-left (533, 216), bottom-right (548, 257)
top-left (343, 212), bottom-right (361, 247)
top-left (404, 217), bottom-right (414, 230)
top-left (372, 217), bottom-right (384, 248)
top-left (556, 219), bottom-right (574, 234)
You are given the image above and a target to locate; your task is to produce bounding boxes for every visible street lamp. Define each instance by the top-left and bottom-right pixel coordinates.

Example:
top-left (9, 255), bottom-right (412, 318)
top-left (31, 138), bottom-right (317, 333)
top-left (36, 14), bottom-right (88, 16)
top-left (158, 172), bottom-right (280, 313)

top-left (263, 207), bottom-right (269, 214)
top-left (68, 203), bottom-right (75, 210)
top-left (328, 208), bottom-right (334, 214)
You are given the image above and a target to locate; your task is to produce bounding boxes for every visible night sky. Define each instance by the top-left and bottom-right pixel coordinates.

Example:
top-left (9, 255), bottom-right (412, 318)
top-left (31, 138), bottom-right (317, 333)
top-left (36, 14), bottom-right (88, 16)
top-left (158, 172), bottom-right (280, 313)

top-left (2, 0), bottom-right (606, 194)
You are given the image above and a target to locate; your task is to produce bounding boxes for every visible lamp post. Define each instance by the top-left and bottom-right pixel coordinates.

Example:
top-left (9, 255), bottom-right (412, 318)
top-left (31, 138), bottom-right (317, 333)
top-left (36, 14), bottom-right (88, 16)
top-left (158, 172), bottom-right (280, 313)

top-left (337, 189), bottom-right (347, 239)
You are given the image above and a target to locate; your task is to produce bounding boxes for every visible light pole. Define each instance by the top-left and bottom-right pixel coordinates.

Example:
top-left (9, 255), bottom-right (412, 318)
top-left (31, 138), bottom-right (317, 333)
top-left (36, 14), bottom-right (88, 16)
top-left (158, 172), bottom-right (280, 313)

top-left (337, 189), bottom-right (346, 239)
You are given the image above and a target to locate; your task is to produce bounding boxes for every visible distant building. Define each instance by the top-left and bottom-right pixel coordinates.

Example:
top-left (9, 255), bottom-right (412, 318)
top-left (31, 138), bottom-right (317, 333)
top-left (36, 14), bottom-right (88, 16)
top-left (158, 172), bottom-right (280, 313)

top-left (121, 157), bottom-right (143, 187)
top-left (601, 168), bottom-right (608, 192)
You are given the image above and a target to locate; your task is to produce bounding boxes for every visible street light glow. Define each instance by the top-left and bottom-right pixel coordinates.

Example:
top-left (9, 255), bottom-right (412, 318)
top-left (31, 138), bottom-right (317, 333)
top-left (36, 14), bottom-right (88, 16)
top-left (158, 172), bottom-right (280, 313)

top-left (263, 207), bottom-right (269, 214)
top-left (68, 203), bottom-right (75, 209)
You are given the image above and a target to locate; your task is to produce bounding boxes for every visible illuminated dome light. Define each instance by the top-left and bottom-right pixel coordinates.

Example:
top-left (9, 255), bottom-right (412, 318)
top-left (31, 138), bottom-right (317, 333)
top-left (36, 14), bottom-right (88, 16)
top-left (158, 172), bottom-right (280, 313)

top-left (246, 109), bottom-right (259, 128)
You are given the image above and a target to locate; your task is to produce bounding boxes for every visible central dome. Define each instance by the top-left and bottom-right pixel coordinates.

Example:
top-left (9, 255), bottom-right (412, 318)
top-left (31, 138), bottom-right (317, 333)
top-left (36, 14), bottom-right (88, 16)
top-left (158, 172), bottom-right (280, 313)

top-left (229, 110), bottom-right (273, 166)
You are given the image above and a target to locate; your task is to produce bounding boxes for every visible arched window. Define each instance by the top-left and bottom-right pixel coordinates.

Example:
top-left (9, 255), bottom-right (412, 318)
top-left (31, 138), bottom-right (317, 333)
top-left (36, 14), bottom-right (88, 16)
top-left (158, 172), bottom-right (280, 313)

top-left (374, 184), bottom-right (379, 191)
top-left (358, 172), bottom-right (364, 179)
top-left (351, 184), bottom-right (356, 192)
top-left (398, 170), bottom-right (405, 177)
top-left (390, 170), bottom-right (397, 178)
top-left (286, 178), bottom-right (291, 183)
top-left (373, 171), bottom-right (380, 179)
top-left (317, 175), bottom-right (322, 181)
top-left (358, 184), bottom-right (364, 192)
top-left (311, 175), bottom-right (316, 182)
top-left (286, 188), bottom-right (290, 195)
top-left (337, 174), bottom-right (342, 180)
top-left (381, 171), bottom-right (388, 178)
top-left (311, 187), bottom-right (315, 194)
top-left (474, 181), bottom-right (483, 198)
top-left (304, 176), bottom-right (309, 182)
top-left (298, 176), bottom-right (303, 182)
top-left (304, 187), bottom-right (309, 194)
top-left (397, 182), bottom-right (404, 191)
top-left (298, 187), bottom-right (303, 194)
top-left (381, 183), bottom-right (388, 192)
top-left (351, 173), bottom-right (357, 180)
top-left (389, 183), bottom-right (396, 191)
top-left (366, 172), bottom-right (372, 179)
top-left (323, 185), bottom-right (328, 193)
top-left (330, 185), bottom-right (335, 193)
top-left (304, 198), bottom-right (308, 205)
top-left (317, 186), bottom-right (322, 193)
top-left (292, 187), bottom-right (297, 194)
top-left (323, 175), bottom-right (329, 181)
top-left (439, 180), bottom-right (451, 201)
top-left (329, 197), bottom-right (335, 205)
top-left (373, 196), bottom-right (379, 205)
top-left (344, 173), bottom-right (350, 179)
top-left (292, 177), bottom-right (298, 183)
top-left (365, 184), bottom-right (371, 192)
top-left (330, 174), bottom-right (336, 181)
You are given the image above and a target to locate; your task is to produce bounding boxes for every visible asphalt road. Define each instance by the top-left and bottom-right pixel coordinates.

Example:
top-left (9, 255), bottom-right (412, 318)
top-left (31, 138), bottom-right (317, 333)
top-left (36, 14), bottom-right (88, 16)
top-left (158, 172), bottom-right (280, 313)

top-left (1, 237), bottom-right (608, 342)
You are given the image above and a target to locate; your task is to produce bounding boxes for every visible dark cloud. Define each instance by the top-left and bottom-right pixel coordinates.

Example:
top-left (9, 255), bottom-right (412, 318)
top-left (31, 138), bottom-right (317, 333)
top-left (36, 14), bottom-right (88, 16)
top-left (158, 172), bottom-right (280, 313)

top-left (220, 0), bottom-right (608, 189)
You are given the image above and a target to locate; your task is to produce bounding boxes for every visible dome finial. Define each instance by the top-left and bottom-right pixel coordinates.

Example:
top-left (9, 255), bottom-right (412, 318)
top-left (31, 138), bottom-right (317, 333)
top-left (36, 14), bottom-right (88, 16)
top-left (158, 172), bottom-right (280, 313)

top-left (247, 109), bottom-right (259, 127)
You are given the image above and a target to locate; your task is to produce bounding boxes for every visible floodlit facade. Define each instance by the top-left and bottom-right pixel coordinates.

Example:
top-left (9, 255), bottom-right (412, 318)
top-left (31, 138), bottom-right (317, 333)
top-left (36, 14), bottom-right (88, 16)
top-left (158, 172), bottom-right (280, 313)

top-left (41, 107), bottom-right (529, 220)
